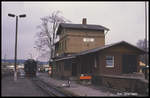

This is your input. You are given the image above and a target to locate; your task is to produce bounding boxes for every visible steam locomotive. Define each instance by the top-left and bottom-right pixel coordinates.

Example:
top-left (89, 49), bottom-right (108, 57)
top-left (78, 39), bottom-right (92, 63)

top-left (24, 59), bottom-right (37, 77)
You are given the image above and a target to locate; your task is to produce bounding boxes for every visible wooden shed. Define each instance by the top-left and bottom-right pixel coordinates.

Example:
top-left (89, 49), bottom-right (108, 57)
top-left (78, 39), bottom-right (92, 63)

top-left (76, 41), bottom-right (146, 77)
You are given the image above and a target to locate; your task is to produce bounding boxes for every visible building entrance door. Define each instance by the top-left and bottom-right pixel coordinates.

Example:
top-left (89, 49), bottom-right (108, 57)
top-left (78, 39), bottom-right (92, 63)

top-left (122, 55), bottom-right (137, 74)
top-left (72, 63), bottom-right (77, 76)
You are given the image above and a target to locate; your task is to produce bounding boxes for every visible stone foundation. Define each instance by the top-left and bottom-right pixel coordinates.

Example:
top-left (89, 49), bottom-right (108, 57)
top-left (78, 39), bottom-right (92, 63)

top-left (92, 74), bottom-right (149, 95)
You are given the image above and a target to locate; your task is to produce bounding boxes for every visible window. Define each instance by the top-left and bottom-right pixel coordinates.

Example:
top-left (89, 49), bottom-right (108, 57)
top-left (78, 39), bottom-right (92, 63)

top-left (83, 38), bottom-right (95, 42)
top-left (106, 56), bottom-right (114, 67)
top-left (94, 58), bottom-right (97, 68)
top-left (61, 42), bottom-right (62, 51)
top-left (59, 42), bottom-right (61, 51)
top-left (60, 42), bottom-right (62, 51)
top-left (65, 40), bottom-right (67, 50)
top-left (94, 55), bottom-right (99, 69)
top-left (62, 40), bottom-right (64, 51)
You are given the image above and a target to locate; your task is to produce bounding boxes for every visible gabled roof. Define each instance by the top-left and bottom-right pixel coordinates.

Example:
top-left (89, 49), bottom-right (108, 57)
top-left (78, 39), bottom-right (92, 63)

top-left (57, 23), bottom-right (109, 35)
top-left (77, 41), bottom-right (146, 56)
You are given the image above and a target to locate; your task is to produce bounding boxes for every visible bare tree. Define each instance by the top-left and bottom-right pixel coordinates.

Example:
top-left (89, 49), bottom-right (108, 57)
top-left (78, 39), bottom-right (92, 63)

top-left (136, 39), bottom-right (149, 63)
top-left (34, 11), bottom-right (71, 61)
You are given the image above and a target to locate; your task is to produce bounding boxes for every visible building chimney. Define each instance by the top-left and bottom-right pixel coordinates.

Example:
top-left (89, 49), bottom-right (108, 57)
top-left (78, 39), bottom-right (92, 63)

top-left (82, 18), bottom-right (87, 25)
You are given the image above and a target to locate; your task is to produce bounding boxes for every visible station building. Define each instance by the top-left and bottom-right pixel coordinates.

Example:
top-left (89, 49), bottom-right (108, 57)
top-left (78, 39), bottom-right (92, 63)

top-left (52, 18), bottom-right (109, 79)
top-left (51, 18), bottom-right (147, 93)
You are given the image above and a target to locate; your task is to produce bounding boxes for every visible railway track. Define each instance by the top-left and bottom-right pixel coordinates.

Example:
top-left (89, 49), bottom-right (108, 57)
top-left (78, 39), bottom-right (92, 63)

top-left (31, 77), bottom-right (71, 96)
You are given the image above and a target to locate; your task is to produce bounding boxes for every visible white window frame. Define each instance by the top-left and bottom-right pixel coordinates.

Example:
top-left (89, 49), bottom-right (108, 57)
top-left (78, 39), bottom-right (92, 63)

top-left (105, 56), bottom-right (114, 68)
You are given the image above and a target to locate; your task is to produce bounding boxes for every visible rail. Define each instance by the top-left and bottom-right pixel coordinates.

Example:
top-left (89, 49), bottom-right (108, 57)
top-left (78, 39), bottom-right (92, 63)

top-left (31, 77), bottom-right (72, 96)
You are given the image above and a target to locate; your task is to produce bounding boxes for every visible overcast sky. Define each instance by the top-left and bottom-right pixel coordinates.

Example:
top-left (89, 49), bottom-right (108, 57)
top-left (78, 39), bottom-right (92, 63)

top-left (2, 2), bottom-right (149, 61)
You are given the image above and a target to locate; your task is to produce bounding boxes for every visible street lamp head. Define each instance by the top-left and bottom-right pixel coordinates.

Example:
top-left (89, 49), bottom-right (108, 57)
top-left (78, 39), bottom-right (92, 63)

top-left (8, 13), bottom-right (15, 17)
top-left (19, 14), bottom-right (26, 18)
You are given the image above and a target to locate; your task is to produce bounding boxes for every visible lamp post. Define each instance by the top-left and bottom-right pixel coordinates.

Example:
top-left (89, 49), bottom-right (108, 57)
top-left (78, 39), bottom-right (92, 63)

top-left (8, 13), bottom-right (26, 81)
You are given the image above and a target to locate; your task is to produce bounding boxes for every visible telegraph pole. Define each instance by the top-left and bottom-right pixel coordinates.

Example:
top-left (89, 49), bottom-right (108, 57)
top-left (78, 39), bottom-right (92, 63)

top-left (144, 1), bottom-right (148, 80)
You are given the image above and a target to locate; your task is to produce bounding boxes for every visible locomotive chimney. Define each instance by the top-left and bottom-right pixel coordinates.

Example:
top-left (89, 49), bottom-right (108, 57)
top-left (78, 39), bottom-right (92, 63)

top-left (82, 18), bottom-right (87, 25)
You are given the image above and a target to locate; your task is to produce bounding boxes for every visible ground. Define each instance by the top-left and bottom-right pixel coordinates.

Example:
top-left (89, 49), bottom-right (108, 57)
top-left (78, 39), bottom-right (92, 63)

top-left (2, 75), bottom-right (48, 96)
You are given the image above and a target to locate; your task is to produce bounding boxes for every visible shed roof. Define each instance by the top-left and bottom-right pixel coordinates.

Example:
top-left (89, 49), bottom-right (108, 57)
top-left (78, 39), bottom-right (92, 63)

top-left (53, 41), bottom-right (146, 61)
top-left (77, 41), bottom-right (146, 56)
top-left (57, 23), bottom-right (109, 35)
top-left (54, 55), bottom-right (76, 62)
top-left (53, 53), bottom-right (77, 61)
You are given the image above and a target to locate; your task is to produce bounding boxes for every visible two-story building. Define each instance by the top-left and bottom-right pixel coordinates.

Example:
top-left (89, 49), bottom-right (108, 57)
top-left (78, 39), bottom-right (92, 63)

top-left (52, 18), bottom-right (146, 84)
top-left (52, 18), bottom-right (109, 78)
top-left (51, 19), bottom-right (147, 93)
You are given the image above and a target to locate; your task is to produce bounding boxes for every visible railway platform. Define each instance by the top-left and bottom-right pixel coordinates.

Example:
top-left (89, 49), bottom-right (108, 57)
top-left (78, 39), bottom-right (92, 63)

top-left (2, 75), bottom-right (48, 96)
top-left (37, 72), bottom-right (117, 96)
